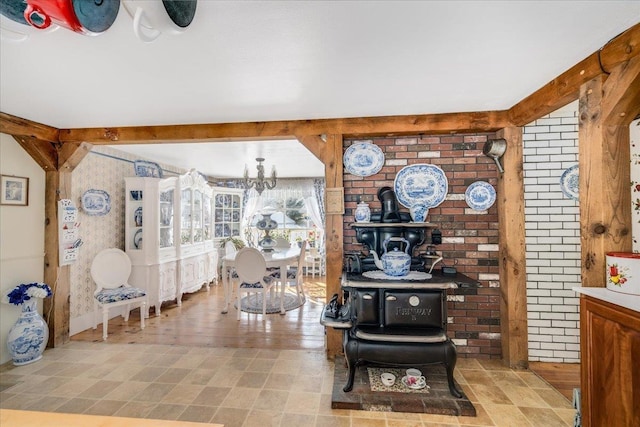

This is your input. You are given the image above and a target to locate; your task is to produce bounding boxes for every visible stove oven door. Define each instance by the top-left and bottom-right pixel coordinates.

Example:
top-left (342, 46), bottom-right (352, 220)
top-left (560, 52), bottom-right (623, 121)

top-left (383, 290), bottom-right (444, 329)
top-left (354, 290), bottom-right (379, 325)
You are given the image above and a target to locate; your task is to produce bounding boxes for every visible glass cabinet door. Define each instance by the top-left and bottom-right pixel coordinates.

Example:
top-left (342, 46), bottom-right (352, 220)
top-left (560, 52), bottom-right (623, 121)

top-left (203, 194), bottom-right (212, 241)
top-left (181, 189), bottom-right (192, 245)
top-left (159, 189), bottom-right (174, 249)
top-left (193, 190), bottom-right (203, 242)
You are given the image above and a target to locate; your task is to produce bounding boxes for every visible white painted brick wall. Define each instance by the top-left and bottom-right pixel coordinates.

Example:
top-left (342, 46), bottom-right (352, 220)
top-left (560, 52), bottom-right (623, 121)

top-left (523, 103), bottom-right (581, 363)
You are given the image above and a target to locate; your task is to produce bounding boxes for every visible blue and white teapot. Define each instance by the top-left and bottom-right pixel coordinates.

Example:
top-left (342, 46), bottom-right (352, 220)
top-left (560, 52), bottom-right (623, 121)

top-left (371, 237), bottom-right (412, 276)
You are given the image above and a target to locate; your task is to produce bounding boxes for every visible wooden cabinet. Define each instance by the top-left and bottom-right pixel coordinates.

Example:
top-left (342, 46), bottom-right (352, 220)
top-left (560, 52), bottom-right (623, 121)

top-left (125, 177), bottom-right (180, 315)
top-left (578, 292), bottom-right (640, 427)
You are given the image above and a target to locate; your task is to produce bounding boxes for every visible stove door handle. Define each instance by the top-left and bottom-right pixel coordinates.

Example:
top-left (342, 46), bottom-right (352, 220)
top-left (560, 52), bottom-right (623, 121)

top-left (385, 295), bottom-right (397, 301)
top-left (362, 294), bottom-right (374, 300)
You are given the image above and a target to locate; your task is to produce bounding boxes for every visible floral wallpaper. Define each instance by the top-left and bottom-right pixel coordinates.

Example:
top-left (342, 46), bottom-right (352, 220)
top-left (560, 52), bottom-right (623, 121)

top-left (70, 147), bottom-right (185, 323)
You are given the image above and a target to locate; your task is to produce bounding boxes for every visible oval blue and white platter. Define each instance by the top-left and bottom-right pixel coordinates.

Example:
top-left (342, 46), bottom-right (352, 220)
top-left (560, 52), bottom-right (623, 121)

top-left (343, 141), bottom-right (385, 177)
top-left (560, 165), bottom-right (579, 200)
top-left (134, 160), bottom-right (164, 178)
top-left (393, 164), bottom-right (448, 208)
top-left (81, 189), bottom-right (111, 216)
top-left (465, 181), bottom-right (496, 211)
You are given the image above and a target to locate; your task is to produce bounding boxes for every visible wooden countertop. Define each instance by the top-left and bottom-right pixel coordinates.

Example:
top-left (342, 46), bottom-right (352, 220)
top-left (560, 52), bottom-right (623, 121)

top-left (0, 409), bottom-right (223, 427)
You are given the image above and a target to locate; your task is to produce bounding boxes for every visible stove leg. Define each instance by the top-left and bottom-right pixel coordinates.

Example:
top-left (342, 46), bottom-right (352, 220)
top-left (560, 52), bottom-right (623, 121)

top-left (343, 333), bottom-right (357, 392)
top-left (444, 344), bottom-right (462, 398)
top-left (446, 363), bottom-right (462, 398)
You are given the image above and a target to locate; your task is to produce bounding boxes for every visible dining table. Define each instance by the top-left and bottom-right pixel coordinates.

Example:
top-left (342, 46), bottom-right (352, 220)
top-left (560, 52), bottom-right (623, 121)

top-left (220, 247), bottom-right (300, 314)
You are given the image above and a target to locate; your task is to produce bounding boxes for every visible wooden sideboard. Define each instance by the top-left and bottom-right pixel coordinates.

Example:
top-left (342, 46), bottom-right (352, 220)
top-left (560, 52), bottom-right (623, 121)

top-left (575, 288), bottom-right (640, 427)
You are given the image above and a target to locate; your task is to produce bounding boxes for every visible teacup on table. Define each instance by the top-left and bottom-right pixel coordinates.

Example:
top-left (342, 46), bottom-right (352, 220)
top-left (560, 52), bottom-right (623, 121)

top-left (405, 368), bottom-right (425, 387)
top-left (380, 372), bottom-right (396, 386)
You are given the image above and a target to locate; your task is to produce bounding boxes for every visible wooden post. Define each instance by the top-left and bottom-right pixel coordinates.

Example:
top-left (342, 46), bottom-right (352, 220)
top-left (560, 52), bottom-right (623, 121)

top-left (579, 55), bottom-right (639, 287)
top-left (496, 127), bottom-right (528, 369)
top-left (43, 170), bottom-right (71, 347)
top-left (298, 134), bottom-right (344, 357)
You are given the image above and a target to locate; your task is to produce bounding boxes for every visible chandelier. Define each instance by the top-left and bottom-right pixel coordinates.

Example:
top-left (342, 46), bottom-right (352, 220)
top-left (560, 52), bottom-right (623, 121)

top-left (243, 157), bottom-right (277, 195)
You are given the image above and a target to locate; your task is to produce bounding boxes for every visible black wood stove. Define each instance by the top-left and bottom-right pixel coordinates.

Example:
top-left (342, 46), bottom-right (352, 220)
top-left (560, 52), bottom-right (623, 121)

top-left (322, 271), bottom-right (478, 398)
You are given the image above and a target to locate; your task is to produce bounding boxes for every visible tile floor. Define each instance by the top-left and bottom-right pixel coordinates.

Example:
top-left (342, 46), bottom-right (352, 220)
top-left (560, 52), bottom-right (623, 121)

top-left (0, 341), bottom-right (576, 426)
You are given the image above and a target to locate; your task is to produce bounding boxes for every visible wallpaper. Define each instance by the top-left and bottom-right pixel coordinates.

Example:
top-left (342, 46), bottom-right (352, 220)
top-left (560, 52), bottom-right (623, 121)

top-left (70, 147), bottom-right (184, 320)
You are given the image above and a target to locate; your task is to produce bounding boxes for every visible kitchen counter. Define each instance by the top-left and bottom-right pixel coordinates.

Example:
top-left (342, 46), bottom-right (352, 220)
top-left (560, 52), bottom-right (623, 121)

top-left (573, 286), bottom-right (640, 427)
top-left (572, 286), bottom-right (640, 313)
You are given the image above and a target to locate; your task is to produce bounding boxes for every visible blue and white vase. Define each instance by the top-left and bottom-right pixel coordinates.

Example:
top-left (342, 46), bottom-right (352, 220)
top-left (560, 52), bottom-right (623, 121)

top-left (355, 201), bottom-right (371, 222)
top-left (6, 300), bottom-right (49, 366)
top-left (409, 204), bottom-right (429, 223)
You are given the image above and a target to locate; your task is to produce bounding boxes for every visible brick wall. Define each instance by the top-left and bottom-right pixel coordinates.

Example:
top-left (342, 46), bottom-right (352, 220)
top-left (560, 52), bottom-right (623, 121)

top-left (523, 102), bottom-right (581, 363)
top-left (343, 133), bottom-right (502, 359)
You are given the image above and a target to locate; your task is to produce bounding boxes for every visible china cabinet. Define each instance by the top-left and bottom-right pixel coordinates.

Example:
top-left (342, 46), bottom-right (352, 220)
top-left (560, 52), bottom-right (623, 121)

top-left (178, 171), bottom-right (216, 300)
top-left (125, 177), bottom-right (180, 315)
top-left (213, 188), bottom-right (244, 245)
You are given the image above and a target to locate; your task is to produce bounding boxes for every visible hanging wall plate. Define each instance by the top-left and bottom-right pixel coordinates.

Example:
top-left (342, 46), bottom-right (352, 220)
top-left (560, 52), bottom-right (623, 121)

top-left (81, 189), bottom-right (111, 216)
top-left (343, 141), bottom-right (385, 177)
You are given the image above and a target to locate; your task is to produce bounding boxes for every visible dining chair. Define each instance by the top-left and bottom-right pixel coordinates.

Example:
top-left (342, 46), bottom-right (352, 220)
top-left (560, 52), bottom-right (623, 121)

top-left (270, 240), bottom-right (307, 304)
top-left (234, 247), bottom-right (281, 319)
top-left (90, 248), bottom-right (147, 340)
top-left (304, 246), bottom-right (323, 278)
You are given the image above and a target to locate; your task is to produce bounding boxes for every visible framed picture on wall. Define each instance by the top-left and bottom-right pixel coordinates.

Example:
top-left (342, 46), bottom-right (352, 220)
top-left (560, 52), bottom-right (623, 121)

top-left (1, 175), bottom-right (29, 206)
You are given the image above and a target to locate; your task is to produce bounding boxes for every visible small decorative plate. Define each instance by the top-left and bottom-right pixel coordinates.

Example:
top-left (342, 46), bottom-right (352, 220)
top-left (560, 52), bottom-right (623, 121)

top-left (343, 141), bottom-right (385, 177)
top-left (134, 229), bottom-right (143, 249)
top-left (465, 181), bottom-right (496, 211)
top-left (134, 160), bottom-right (164, 178)
top-left (393, 164), bottom-right (448, 208)
top-left (81, 189), bottom-right (111, 216)
top-left (560, 165), bottom-right (579, 200)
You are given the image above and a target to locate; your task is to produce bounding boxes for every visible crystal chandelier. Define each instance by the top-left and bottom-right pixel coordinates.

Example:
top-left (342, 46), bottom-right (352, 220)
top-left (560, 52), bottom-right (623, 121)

top-left (243, 157), bottom-right (277, 195)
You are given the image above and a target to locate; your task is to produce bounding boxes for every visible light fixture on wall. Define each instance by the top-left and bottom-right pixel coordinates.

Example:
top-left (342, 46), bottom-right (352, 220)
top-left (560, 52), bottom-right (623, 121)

top-left (243, 157), bottom-right (277, 195)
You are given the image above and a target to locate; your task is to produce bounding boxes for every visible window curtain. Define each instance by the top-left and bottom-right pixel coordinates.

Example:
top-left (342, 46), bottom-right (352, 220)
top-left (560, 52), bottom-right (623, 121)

top-left (242, 178), bottom-right (324, 229)
top-left (241, 189), bottom-right (261, 246)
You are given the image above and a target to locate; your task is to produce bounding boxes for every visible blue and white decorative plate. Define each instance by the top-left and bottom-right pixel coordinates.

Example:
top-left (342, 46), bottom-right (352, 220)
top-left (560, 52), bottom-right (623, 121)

top-left (81, 189), bottom-right (111, 216)
top-left (134, 229), bottom-right (143, 249)
top-left (465, 181), bottom-right (496, 211)
top-left (134, 160), bottom-right (164, 178)
top-left (560, 165), bottom-right (579, 200)
top-left (393, 164), bottom-right (448, 208)
top-left (343, 141), bottom-right (385, 177)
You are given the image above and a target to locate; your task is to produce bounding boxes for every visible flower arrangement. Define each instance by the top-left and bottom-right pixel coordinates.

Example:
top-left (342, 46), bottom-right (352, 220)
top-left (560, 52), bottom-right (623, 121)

top-left (2, 282), bottom-right (52, 306)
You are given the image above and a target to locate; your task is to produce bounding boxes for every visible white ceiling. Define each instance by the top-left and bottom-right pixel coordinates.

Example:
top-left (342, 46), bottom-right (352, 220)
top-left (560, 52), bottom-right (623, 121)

top-left (1, 1), bottom-right (639, 178)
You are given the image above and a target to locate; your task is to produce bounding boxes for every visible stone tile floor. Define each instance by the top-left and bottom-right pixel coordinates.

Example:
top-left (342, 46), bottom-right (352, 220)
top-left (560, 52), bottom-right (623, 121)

top-left (0, 341), bottom-right (576, 426)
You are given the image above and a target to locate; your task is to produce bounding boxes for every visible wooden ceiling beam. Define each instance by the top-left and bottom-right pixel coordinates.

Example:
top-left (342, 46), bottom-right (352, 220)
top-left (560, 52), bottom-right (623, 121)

top-left (57, 110), bottom-right (511, 145)
top-left (0, 112), bottom-right (59, 142)
top-left (11, 135), bottom-right (57, 172)
top-left (601, 54), bottom-right (640, 126)
top-left (508, 22), bottom-right (640, 126)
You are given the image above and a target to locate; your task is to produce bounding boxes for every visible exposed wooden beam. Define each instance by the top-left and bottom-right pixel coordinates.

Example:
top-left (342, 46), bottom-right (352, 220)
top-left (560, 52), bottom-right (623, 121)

top-left (11, 135), bottom-right (57, 172)
top-left (43, 170), bottom-right (71, 348)
top-left (58, 111), bottom-right (511, 144)
top-left (602, 54), bottom-right (640, 126)
top-left (496, 127), bottom-right (528, 369)
top-left (579, 71), bottom-right (633, 288)
top-left (509, 22), bottom-right (640, 126)
top-left (58, 142), bottom-right (93, 172)
top-left (0, 112), bottom-right (59, 142)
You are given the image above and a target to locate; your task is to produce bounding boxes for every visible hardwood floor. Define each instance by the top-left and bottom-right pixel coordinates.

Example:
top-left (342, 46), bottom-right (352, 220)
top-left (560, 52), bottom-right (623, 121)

top-left (72, 276), bottom-right (328, 350)
top-left (529, 361), bottom-right (581, 402)
top-left (72, 275), bottom-right (580, 403)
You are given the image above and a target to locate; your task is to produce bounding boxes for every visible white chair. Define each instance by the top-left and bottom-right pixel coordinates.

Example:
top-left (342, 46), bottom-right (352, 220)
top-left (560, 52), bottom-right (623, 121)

top-left (270, 240), bottom-right (307, 304)
top-left (234, 247), bottom-right (280, 320)
top-left (304, 246), bottom-right (323, 278)
top-left (90, 248), bottom-right (147, 341)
